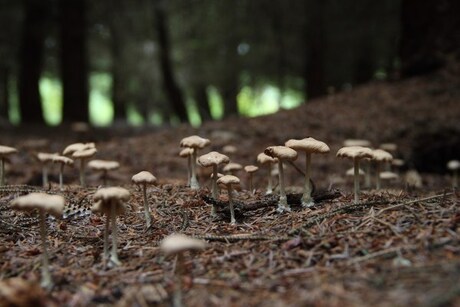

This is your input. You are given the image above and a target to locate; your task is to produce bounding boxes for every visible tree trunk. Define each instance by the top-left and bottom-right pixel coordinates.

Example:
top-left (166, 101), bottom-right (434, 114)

top-left (18, 0), bottom-right (46, 124)
top-left (194, 84), bottom-right (212, 122)
top-left (0, 66), bottom-right (9, 122)
top-left (221, 81), bottom-right (239, 118)
top-left (59, 0), bottom-right (89, 123)
top-left (153, 0), bottom-right (188, 123)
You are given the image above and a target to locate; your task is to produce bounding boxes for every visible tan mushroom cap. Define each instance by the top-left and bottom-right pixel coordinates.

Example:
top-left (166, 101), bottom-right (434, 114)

top-left (180, 135), bottom-right (211, 149)
top-left (447, 160), bottom-right (460, 170)
top-left (197, 151), bottom-right (230, 168)
top-left (371, 149), bottom-right (393, 162)
top-left (257, 152), bottom-right (277, 164)
top-left (37, 152), bottom-right (58, 163)
top-left (0, 145), bottom-right (18, 156)
top-left (244, 165), bottom-right (259, 173)
top-left (223, 162), bottom-right (243, 173)
top-left (380, 171), bottom-right (399, 180)
top-left (346, 167), bottom-right (365, 176)
top-left (222, 145), bottom-right (238, 154)
top-left (63, 142), bottom-right (95, 156)
top-left (92, 187), bottom-right (130, 215)
top-left (10, 193), bottom-right (65, 217)
top-left (179, 147), bottom-right (193, 158)
top-left (343, 139), bottom-right (371, 147)
top-left (392, 158), bottom-right (405, 167)
top-left (337, 146), bottom-right (373, 160)
top-left (264, 146), bottom-right (298, 161)
top-left (88, 159), bottom-right (120, 171)
top-left (72, 147), bottom-right (97, 159)
top-left (52, 155), bottom-right (74, 165)
top-left (380, 143), bottom-right (397, 152)
top-left (160, 233), bottom-right (206, 255)
top-left (131, 171), bottom-right (157, 184)
top-left (217, 174), bottom-right (240, 186)
top-left (285, 137), bottom-right (330, 154)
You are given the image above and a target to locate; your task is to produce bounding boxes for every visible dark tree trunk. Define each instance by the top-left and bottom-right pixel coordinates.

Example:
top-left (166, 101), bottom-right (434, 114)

top-left (194, 84), bottom-right (212, 122)
top-left (59, 0), bottom-right (89, 123)
top-left (18, 0), bottom-right (46, 124)
top-left (0, 67), bottom-right (9, 121)
top-left (400, 0), bottom-right (460, 77)
top-left (153, 1), bottom-right (188, 123)
top-left (353, 43), bottom-right (374, 84)
top-left (304, 0), bottom-right (326, 100)
top-left (221, 81), bottom-right (239, 118)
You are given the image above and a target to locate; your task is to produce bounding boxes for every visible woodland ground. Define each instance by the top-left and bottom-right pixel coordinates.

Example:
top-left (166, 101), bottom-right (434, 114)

top-left (0, 63), bottom-right (460, 306)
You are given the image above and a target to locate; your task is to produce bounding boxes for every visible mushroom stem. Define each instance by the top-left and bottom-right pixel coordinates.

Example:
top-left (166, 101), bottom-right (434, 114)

top-left (110, 200), bottom-right (121, 266)
top-left (301, 153), bottom-right (314, 207)
top-left (173, 252), bottom-right (184, 307)
top-left (376, 162), bottom-right (382, 190)
top-left (228, 185), bottom-right (236, 224)
top-left (277, 160), bottom-right (289, 212)
top-left (364, 160), bottom-right (371, 189)
top-left (353, 159), bottom-right (360, 204)
top-left (211, 165), bottom-right (218, 216)
top-left (0, 158), bottom-right (4, 186)
top-left (39, 210), bottom-right (52, 289)
top-left (248, 174), bottom-right (253, 194)
top-left (190, 149), bottom-right (199, 189)
top-left (42, 165), bottom-right (49, 187)
top-left (79, 158), bottom-right (86, 187)
top-left (266, 165), bottom-right (273, 194)
top-left (142, 183), bottom-right (152, 228)
top-left (186, 155), bottom-right (191, 187)
top-left (59, 163), bottom-right (64, 190)
top-left (103, 211), bottom-right (110, 264)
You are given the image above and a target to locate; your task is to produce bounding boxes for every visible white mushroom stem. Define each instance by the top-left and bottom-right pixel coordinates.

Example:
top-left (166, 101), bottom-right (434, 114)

top-left (173, 252), bottom-right (185, 307)
top-left (190, 149), bottom-right (199, 189)
top-left (353, 159), bottom-right (360, 204)
top-left (58, 163), bottom-right (65, 191)
top-left (301, 153), bottom-right (313, 207)
top-left (211, 165), bottom-right (218, 216)
top-left (110, 201), bottom-right (121, 266)
top-left (141, 183), bottom-right (152, 228)
top-left (227, 184), bottom-right (236, 224)
top-left (0, 158), bottom-right (5, 186)
top-left (277, 160), bottom-right (289, 212)
top-left (364, 160), bottom-right (371, 189)
top-left (266, 165), bottom-right (273, 194)
top-left (79, 158), bottom-right (87, 187)
top-left (42, 165), bottom-right (49, 187)
top-left (103, 212), bottom-right (110, 263)
top-left (39, 210), bottom-right (52, 289)
top-left (248, 174), bottom-right (254, 194)
top-left (186, 155), bottom-right (191, 187)
top-left (376, 161), bottom-right (382, 190)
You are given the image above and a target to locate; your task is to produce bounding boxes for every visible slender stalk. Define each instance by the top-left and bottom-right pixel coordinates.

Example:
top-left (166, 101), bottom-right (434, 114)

top-left (186, 155), bottom-right (191, 186)
top-left (266, 164), bottom-right (273, 194)
top-left (0, 158), bottom-right (4, 186)
top-left (143, 183), bottom-right (152, 228)
top-left (376, 162), bottom-right (382, 190)
top-left (228, 185), bottom-right (236, 224)
top-left (79, 158), bottom-right (86, 187)
top-left (190, 149), bottom-right (199, 189)
top-left (39, 210), bottom-right (52, 288)
top-left (364, 159), bottom-right (371, 188)
top-left (110, 201), bottom-right (121, 266)
top-left (211, 165), bottom-right (218, 216)
top-left (172, 253), bottom-right (184, 307)
top-left (248, 174), bottom-right (253, 194)
top-left (301, 153), bottom-right (313, 207)
top-left (354, 159), bottom-right (360, 204)
top-left (42, 165), bottom-right (48, 187)
top-left (103, 211), bottom-right (110, 264)
top-left (277, 160), bottom-right (289, 212)
top-left (59, 163), bottom-right (64, 190)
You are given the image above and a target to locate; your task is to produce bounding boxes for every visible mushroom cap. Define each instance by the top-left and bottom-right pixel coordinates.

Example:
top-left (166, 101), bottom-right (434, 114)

top-left (210, 172), bottom-right (224, 179)
top-left (223, 162), bottom-right (243, 173)
top-left (160, 233), bottom-right (206, 255)
top-left (180, 135), bottom-right (211, 149)
top-left (380, 143), bottom-right (397, 152)
top-left (447, 160), bottom-right (460, 170)
top-left (10, 193), bottom-right (65, 217)
top-left (217, 174), bottom-right (240, 186)
top-left (0, 145), bottom-right (18, 157)
top-left (380, 171), bottom-right (399, 180)
top-left (343, 139), bottom-right (371, 147)
top-left (222, 145), bottom-right (238, 154)
top-left (346, 167), bottom-right (365, 176)
top-left (132, 171), bottom-right (157, 184)
top-left (336, 146), bottom-right (373, 160)
top-left (392, 158), bottom-right (405, 167)
top-left (92, 187), bottom-right (130, 215)
top-left (285, 137), bottom-right (330, 154)
top-left (256, 153), bottom-right (277, 165)
top-left (264, 146), bottom-right (298, 161)
top-left (88, 159), bottom-right (120, 171)
top-left (37, 152), bottom-right (58, 163)
top-left (63, 142), bottom-right (95, 156)
top-left (197, 151), bottom-right (230, 168)
top-left (371, 149), bottom-right (393, 162)
top-left (52, 155), bottom-right (74, 166)
top-left (72, 147), bottom-right (97, 159)
top-left (179, 148), bottom-right (193, 158)
top-left (244, 165), bottom-right (259, 173)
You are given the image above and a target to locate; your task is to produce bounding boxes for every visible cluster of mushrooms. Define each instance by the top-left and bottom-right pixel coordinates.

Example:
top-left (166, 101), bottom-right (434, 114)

top-left (0, 135), bottom-right (458, 298)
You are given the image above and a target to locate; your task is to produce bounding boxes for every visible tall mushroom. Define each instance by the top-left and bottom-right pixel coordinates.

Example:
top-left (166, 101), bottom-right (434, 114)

top-left (10, 193), bottom-right (65, 289)
top-left (371, 149), bottom-right (393, 190)
top-left (285, 137), bottom-right (330, 207)
top-left (337, 146), bottom-right (373, 204)
top-left (447, 160), bottom-right (460, 188)
top-left (91, 187), bottom-right (130, 266)
top-left (160, 234), bottom-right (206, 307)
top-left (72, 147), bottom-right (97, 187)
top-left (36, 152), bottom-right (58, 187)
top-left (51, 155), bottom-right (74, 190)
top-left (216, 175), bottom-right (240, 224)
top-left (131, 171), bottom-right (157, 229)
top-left (197, 151), bottom-right (230, 216)
top-left (343, 140), bottom-right (372, 187)
top-left (257, 153), bottom-right (277, 195)
top-left (179, 135), bottom-right (211, 189)
top-left (244, 165), bottom-right (259, 194)
top-left (88, 159), bottom-right (120, 186)
top-left (0, 145), bottom-right (18, 186)
top-left (179, 148), bottom-right (193, 186)
top-left (264, 146), bottom-right (298, 212)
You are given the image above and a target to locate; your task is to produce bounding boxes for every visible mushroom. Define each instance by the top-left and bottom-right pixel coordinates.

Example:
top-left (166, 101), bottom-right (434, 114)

top-left (179, 135), bottom-right (211, 189)
top-left (285, 137), bottom-right (330, 207)
top-left (216, 175), bottom-right (240, 224)
top-left (379, 143), bottom-right (397, 170)
top-left (51, 155), bottom-right (74, 190)
top-left (222, 162), bottom-right (243, 175)
top-left (160, 234), bottom-right (206, 307)
top-left (371, 149), bottom-right (393, 190)
top-left (379, 171), bottom-right (399, 188)
top-left (346, 167), bottom-right (365, 177)
top-left (337, 146), bottom-right (373, 204)
top-left (62, 142), bottom-right (95, 156)
top-left (257, 153), bottom-right (277, 194)
top-left (222, 145), bottom-right (237, 155)
top-left (91, 187), bottom-right (130, 266)
top-left (179, 148), bottom-right (193, 186)
top-left (10, 193), bottom-right (65, 289)
top-left (447, 160), bottom-right (460, 188)
top-left (0, 145), bottom-right (18, 186)
top-left (131, 171), bottom-right (157, 228)
top-left (36, 152), bottom-right (58, 187)
top-left (88, 159), bottom-right (120, 186)
top-left (264, 146), bottom-right (298, 212)
top-left (244, 165), bottom-right (259, 194)
top-left (72, 147), bottom-right (97, 187)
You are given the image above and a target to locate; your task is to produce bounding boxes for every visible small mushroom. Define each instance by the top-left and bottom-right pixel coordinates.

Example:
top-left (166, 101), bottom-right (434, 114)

top-left (264, 146), bottom-right (298, 212)
top-left (244, 165), bottom-right (258, 194)
top-left (88, 159), bottom-right (120, 186)
top-left (337, 146), bottom-right (373, 204)
top-left (197, 151), bottom-right (230, 216)
top-left (257, 153), bottom-right (277, 194)
top-left (10, 193), bottom-right (65, 289)
top-left (180, 135), bottom-right (211, 189)
top-left (346, 167), bottom-right (365, 177)
top-left (0, 145), bottom-right (18, 186)
top-left (51, 155), bottom-right (74, 190)
top-left (91, 187), bottom-right (130, 266)
top-left (216, 175), bottom-right (240, 224)
top-left (131, 171), bottom-right (157, 228)
top-left (343, 139), bottom-right (371, 147)
top-left (222, 162), bottom-right (243, 175)
top-left (36, 152), bottom-right (58, 187)
top-left (379, 171), bottom-right (399, 188)
top-left (62, 142), bottom-right (95, 156)
top-left (285, 137), bottom-right (330, 207)
top-left (222, 145), bottom-right (238, 155)
top-left (160, 234), bottom-right (206, 307)
top-left (72, 147), bottom-right (97, 187)
top-left (371, 149), bottom-right (393, 190)
top-left (447, 160), bottom-right (460, 188)
top-left (379, 143), bottom-right (397, 170)
top-left (179, 148), bottom-right (193, 186)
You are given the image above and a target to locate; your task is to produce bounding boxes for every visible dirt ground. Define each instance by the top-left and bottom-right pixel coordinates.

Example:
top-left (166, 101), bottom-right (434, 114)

top-left (0, 63), bottom-right (460, 306)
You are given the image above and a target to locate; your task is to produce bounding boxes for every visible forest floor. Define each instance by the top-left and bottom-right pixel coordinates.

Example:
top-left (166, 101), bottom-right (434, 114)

top-left (1, 63), bottom-right (460, 306)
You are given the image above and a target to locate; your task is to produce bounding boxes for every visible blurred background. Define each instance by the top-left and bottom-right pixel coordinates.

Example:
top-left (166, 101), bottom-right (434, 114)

top-left (0, 0), bottom-right (458, 127)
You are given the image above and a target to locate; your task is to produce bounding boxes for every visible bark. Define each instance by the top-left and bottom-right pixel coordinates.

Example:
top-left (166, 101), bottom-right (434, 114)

top-left (59, 0), bottom-right (89, 123)
top-left (221, 80), bottom-right (239, 118)
top-left (0, 66), bottom-right (8, 121)
top-left (194, 84), bottom-right (212, 122)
